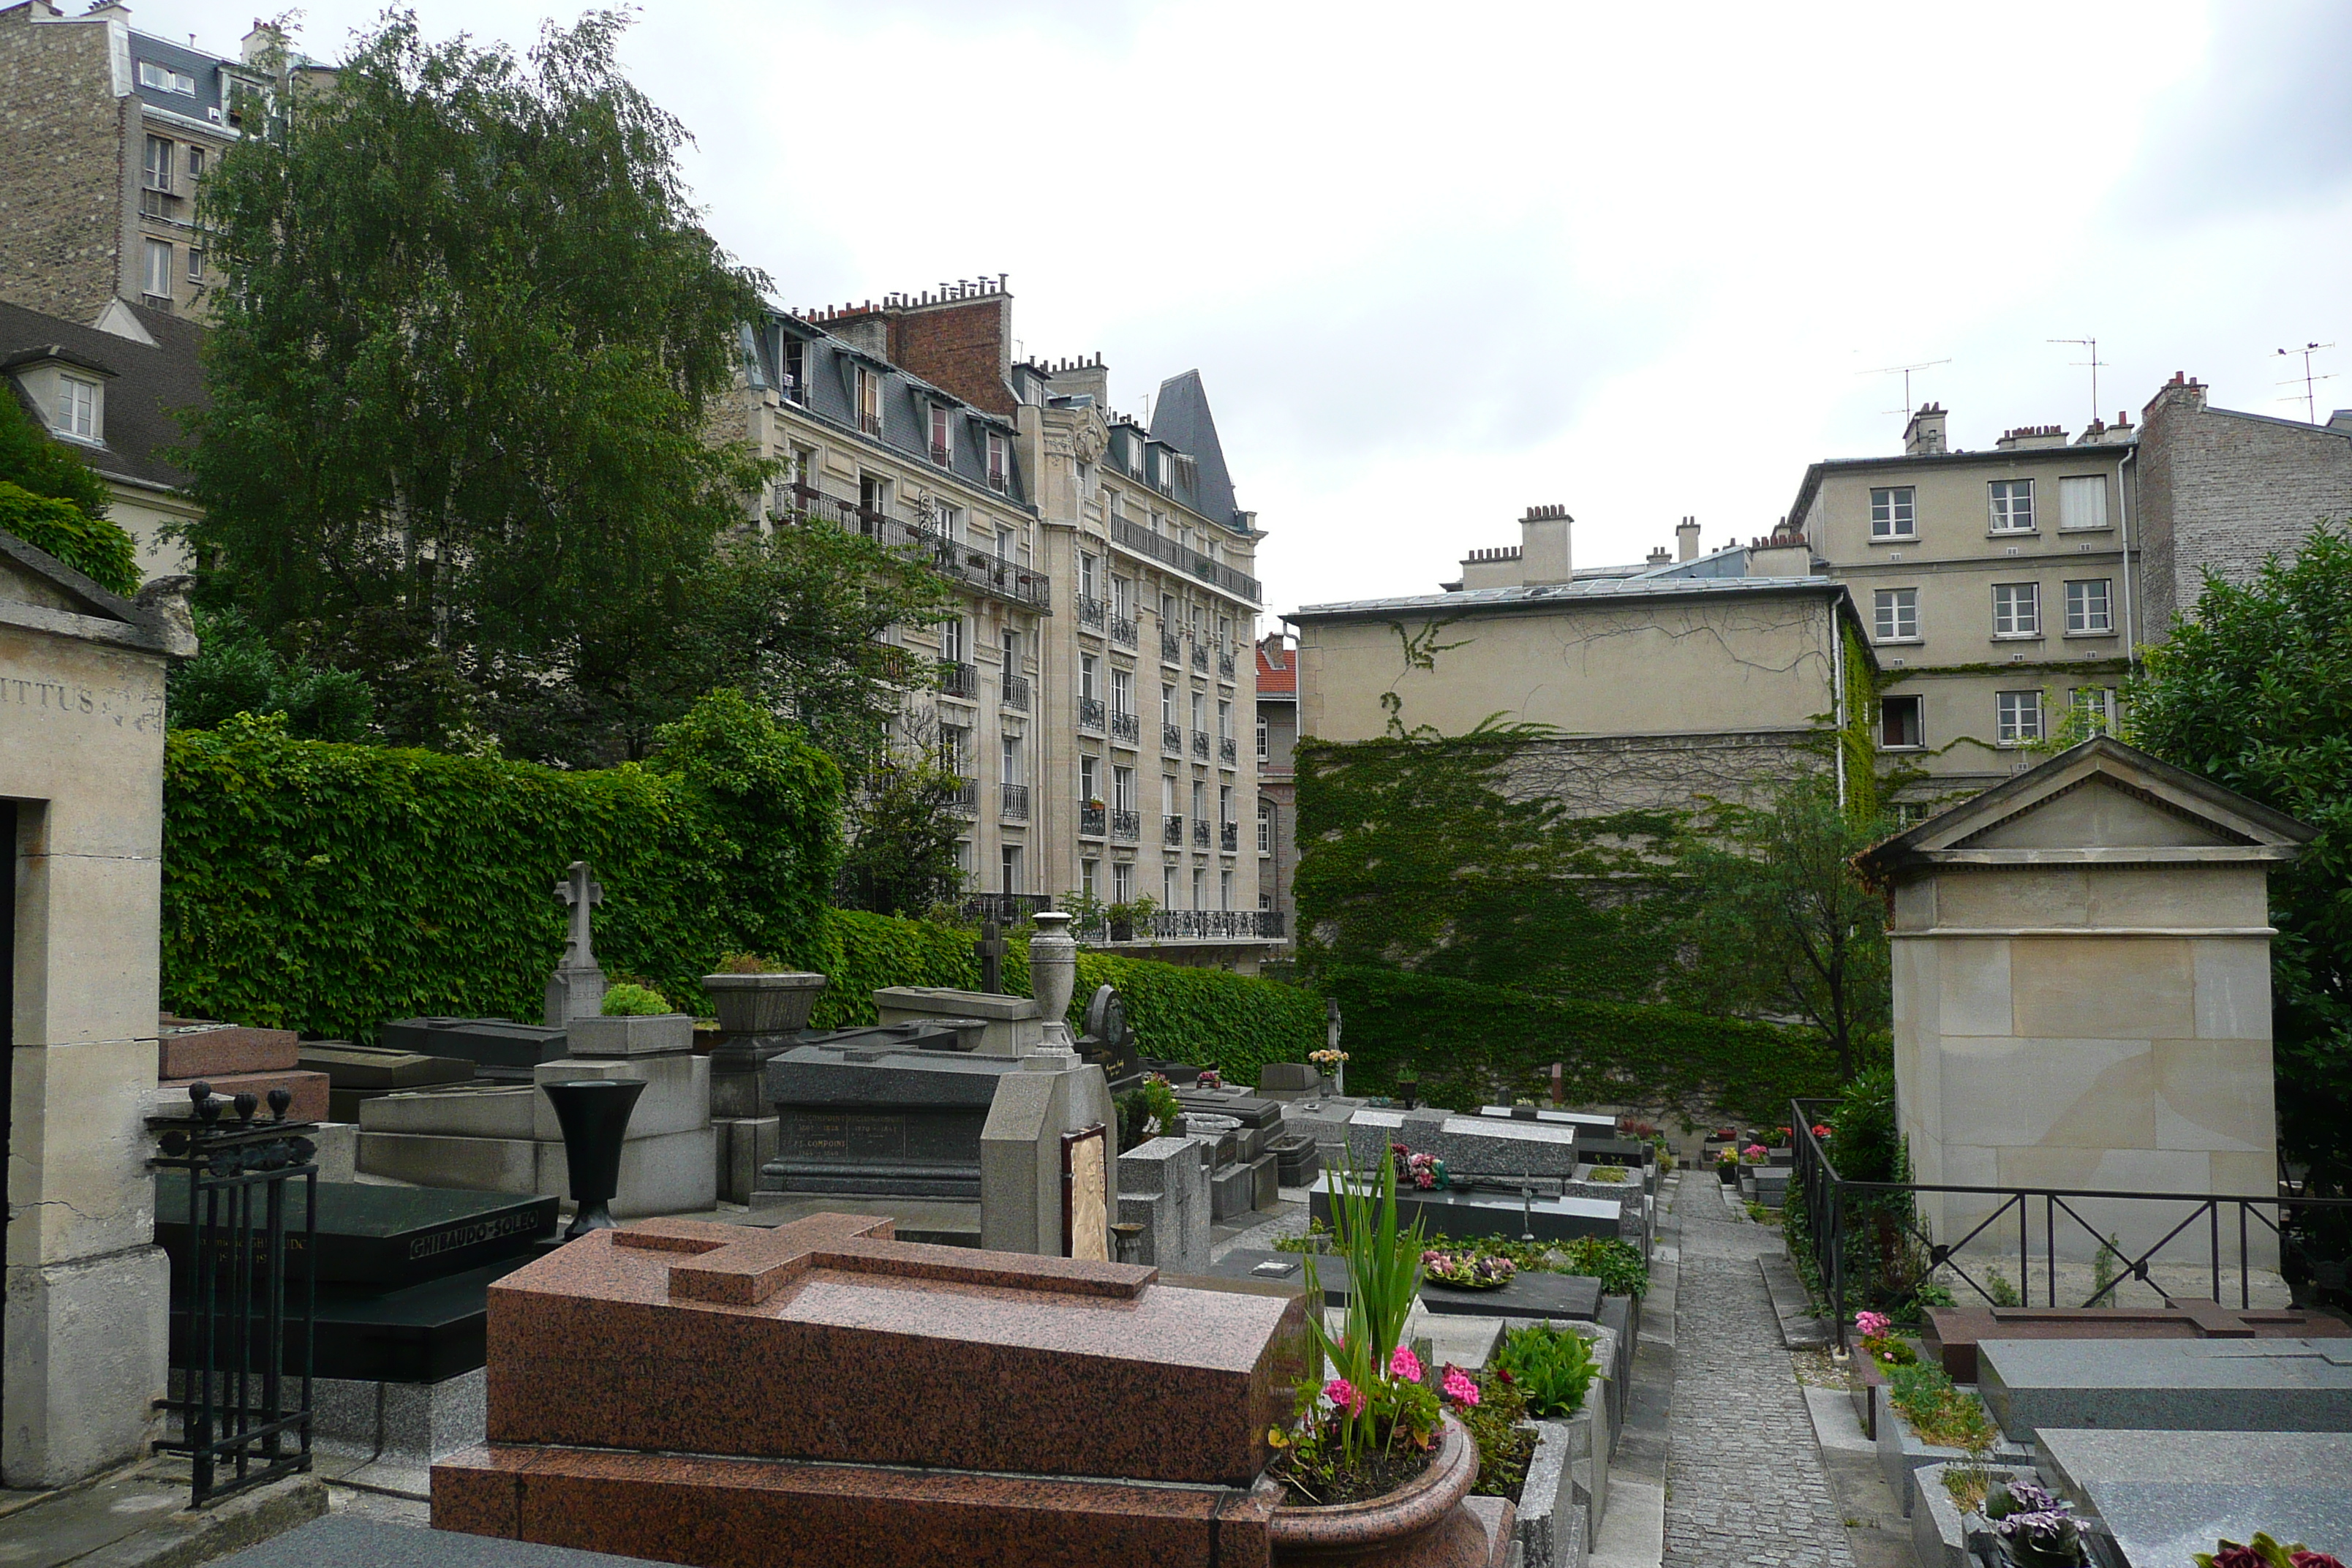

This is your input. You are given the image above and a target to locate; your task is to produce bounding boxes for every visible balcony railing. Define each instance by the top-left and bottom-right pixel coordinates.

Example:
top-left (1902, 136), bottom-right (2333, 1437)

top-left (1192, 818), bottom-right (1210, 848)
top-left (1111, 809), bottom-right (1140, 843)
top-left (1220, 821), bottom-right (1240, 853)
top-left (1161, 631), bottom-right (1183, 664)
top-left (783, 483), bottom-right (1050, 612)
top-left (1109, 710), bottom-right (1139, 745)
top-left (1077, 595), bottom-right (1107, 629)
top-left (960, 892), bottom-right (1054, 924)
top-left (1218, 650), bottom-right (1237, 681)
top-left (1163, 813), bottom-right (1184, 847)
top-left (859, 412), bottom-right (884, 438)
top-left (1107, 517), bottom-right (1262, 604)
top-left (940, 660), bottom-right (979, 698)
top-left (1082, 909), bottom-right (1286, 943)
top-left (987, 469), bottom-right (1009, 493)
top-left (1001, 674), bottom-right (1030, 712)
top-left (948, 778), bottom-right (979, 816)
top-left (1112, 616), bottom-right (1138, 648)
top-left (1079, 804), bottom-right (1107, 837)
top-left (1191, 731), bottom-right (1210, 760)
top-left (1000, 783), bottom-right (1030, 821)
top-left (1162, 722), bottom-right (1184, 755)
top-left (930, 441), bottom-right (951, 466)
top-left (1219, 736), bottom-right (1237, 766)
top-left (1077, 696), bottom-right (1106, 733)
top-left (1191, 643), bottom-right (1209, 674)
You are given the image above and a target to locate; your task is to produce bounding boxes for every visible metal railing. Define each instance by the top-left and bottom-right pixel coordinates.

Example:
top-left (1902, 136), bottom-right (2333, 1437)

top-left (1790, 1098), bottom-right (2352, 1349)
top-left (151, 1085), bottom-right (317, 1508)
top-left (1220, 821), bottom-right (1239, 852)
top-left (1191, 643), bottom-right (1209, 674)
top-left (1078, 595), bottom-right (1107, 628)
top-left (930, 441), bottom-right (951, 466)
top-left (1107, 517), bottom-right (1262, 603)
top-left (987, 469), bottom-right (1009, 493)
top-left (783, 484), bottom-right (1050, 611)
top-left (960, 892), bottom-right (1055, 924)
top-left (1077, 696), bottom-right (1106, 733)
top-left (1163, 813), bottom-right (1185, 846)
top-left (858, 412), bottom-right (884, 437)
top-left (1161, 631), bottom-right (1183, 663)
top-left (1219, 736), bottom-right (1237, 766)
top-left (1112, 809), bottom-right (1141, 842)
top-left (1001, 674), bottom-right (1030, 712)
top-left (1000, 783), bottom-right (1030, 821)
top-left (946, 778), bottom-right (979, 815)
top-left (1192, 818), bottom-right (1210, 848)
top-left (1218, 651), bottom-right (1237, 680)
top-left (940, 660), bottom-right (979, 698)
top-left (1079, 804), bottom-right (1107, 837)
top-left (1112, 616), bottom-right (1138, 648)
top-left (1191, 730), bottom-right (1210, 760)
top-left (1109, 710), bottom-right (1139, 745)
top-left (1162, 722), bottom-right (1184, 755)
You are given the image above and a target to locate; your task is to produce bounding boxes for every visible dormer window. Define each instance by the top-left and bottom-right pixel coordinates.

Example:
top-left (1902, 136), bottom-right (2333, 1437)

top-left (1154, 449), bottom-right (1172, 488)
top-left (55, 376), bottom-right (99, 441)
top-left (138, 61), bottom-right (197, 95)
top-left (929, 404), bottom-right (952, 466)
top-left (986, 431), bottom-right (1008, 491)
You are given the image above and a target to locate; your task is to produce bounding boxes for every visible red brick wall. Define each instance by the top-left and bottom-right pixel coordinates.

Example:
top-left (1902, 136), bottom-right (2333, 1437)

top-left (889, 296), bottom-right (1014, 417)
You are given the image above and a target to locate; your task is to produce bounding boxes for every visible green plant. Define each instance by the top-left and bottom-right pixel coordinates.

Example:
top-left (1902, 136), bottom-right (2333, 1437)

top-left (600, 982), bottom-right (670, 1016)
top-left (1983, 1266), bottom-right (2023, 1308)
top-left (0, 377), bottom-right (114, 523)
top-left (1115, 1074), bottom-right (1183, 1153)
top-left (1887, 1362), bottom-right (1999, 1451)
top-left (715, 951), bottom-right (780, 974)
top-left (2194, 1531), bottom-right (2347, 1568)
top-left (2092, 1234), bottom-right (2124, 1303)
top-left (1552, 1237), bottom-right (1649, 1298)
top-left (1587, 1164), bottom-right (1629, 1184)
top-left (168, 606), bottom-right (375, 741)
top-left (1460, 1371), bottom-right (1534, 1501)
top-left (1490, 1322), bottom-right (1597, 1417)
top-left (0, 480), bottom-right (140, 597)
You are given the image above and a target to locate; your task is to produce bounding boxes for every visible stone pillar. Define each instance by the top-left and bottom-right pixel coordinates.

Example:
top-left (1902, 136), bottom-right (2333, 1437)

top-left (1855, 738), bottom-right (2311, 1273)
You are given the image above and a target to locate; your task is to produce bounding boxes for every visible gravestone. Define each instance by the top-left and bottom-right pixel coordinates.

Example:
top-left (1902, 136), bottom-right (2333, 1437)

top-left (1255, 1062), bottom-right (1319, 1102)
top-left (1978, 1338), bottom-right (2352, 1442)
top-left (979, 1044), bottom-right (1117, 1259)
top-left (298, 1041), bottom-right (478, 1123)
top-left (973, 917), bottom-right (1006, 994)
top-left (872, 987), bottom-right (1042, 1057)
top-left (1852, 737), bottom-right (2314, 1267)
top-left (759, 1031), bottom-right (1022, 1199)
top-left (1348, 1107), bottom-right (1586, 1179)
top-left (381, 1018), bottom-right (568, 1085)
top-left (1310, 1177), bottom-right (1623, 1245)
top-left (542, 862), bottom-right (607, 1027)
top-left (1077, 984), bottom-right (1141, 1090)
top-left (152, 1015), bottom-right (331, 1122)
top-left (1115, 1136), bottom-right (1212, 1275)
top-left (2037, 1428), bottom-right (2352, 1568)
top-left (1925, 1303), bottom-right (2351, 1383)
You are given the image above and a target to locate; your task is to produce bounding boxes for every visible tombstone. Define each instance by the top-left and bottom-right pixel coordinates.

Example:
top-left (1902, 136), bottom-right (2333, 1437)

top-left (872, 987), bottom-right (1041, 1056)
top-left (1852, 737), bottom-right (2314, 1269)
top-left (152, 1014), bottom-right (330, 1122)
top-left (542, 860), bottom-right (607, 1027)
top-left (1115, 1136), bottom-right (1212, 1275)
top-left (759, 1030), bottom-right (1022, 1200)
top-left (0, 538), bottom-right (195, 1486)
top-left (1978, 1337), bottom-right (2352, 1443)
top-left (1310, 1177), bottom-right (1623, 1245)
top-left (380, 1017), bottom-right (568, 1084)
top-left (973, 916), bottom-right (1006, 994)
top-left (979, 1045), bottom-right (1117, 1259)
top-left (1924, 1301), bottom-right (2351, 1384)
top-left (1254, 1061), bottom-right (1319, 1102)
top-left (297, 1040), bottom-right (477, 1123)
top-left (2036, 1428), bottom-right (2352, 1568)
top-left (1076, 983), bottom-right (1140, 1090)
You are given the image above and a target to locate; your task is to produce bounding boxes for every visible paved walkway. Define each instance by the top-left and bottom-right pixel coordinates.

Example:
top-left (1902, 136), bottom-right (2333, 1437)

top-left (1662, 1177), bottom-right (1859, 1568)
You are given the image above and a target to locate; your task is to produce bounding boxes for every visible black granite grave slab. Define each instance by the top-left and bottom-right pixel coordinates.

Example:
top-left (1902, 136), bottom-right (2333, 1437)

top-left (1575, 1135), bottom-right (1653, 1167)
top-left (155, 1175), bottom-right (556, 1289)
top-left (760, 1040), bottom-right (1023, 1198)
top-left (1205, 1248), bottom-right (1603, 1322)
top-left (208, 1515), bottom-right (669, 1567)
top-left (301, 1041), bottom-right (480, 1121)
top-left (173, 1255), bottom-right (541, 1383)
top-left (1308, 1181), bottom-right (1622, 1245)
top-left (380, 1018), bottom-right (568, 1082)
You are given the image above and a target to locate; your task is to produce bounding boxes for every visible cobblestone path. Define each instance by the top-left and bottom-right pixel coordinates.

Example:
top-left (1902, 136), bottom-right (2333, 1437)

top-left (1662, 1178), bottom-right (1858, 1568)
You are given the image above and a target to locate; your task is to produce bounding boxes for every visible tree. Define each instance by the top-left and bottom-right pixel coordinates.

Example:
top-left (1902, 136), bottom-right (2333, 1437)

top-left (0, 393), bottom-right (140, 595)
top-left (181, 11), bottom-right (773, 762)
top-left (2128, 525), bottom-right (2352, 1196)
top-left (167, 607), bottom-right (374, 739)
top-left (1676, 778), bottom-right (1891, 1083)
top-left (836, 750), bottom-right (970, 918)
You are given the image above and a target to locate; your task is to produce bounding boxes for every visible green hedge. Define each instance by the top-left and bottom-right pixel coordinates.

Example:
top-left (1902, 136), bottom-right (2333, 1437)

top-left (1319, 965), bottom-right (1839, 1125)
top-left (0, 488), bottom-right (140, 597)
top-left (807, 910), bottom-right (981, 1028)
top-left (162, 696), bottom-right (842, 1039)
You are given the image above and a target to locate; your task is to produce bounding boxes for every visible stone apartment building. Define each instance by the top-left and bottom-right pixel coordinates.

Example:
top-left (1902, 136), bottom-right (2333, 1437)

top-left (0, 3), bottom-right (273, 324)
top-left (1255, 632), bottom-right (1297, 948)
top-left (1786, 404), bottom-right (2140, 805)
top-left (736, 281), bottom-right (1277, 967)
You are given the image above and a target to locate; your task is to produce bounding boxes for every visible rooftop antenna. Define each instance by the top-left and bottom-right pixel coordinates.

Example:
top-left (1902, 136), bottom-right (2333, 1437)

top-left (2049, 337), bottom-right (2106, 424)
top-left (1859, 359), bottom-right (1951, 418)
top-left (2274, 342), bottom-right (2337, 423)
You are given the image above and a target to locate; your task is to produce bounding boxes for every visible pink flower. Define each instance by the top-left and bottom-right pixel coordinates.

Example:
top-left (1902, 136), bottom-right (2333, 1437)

top-left (1390, 1346), bottom-right (1424, 1382)
top-left (1855, 1310), bottom-right (1892, 1339)
top-left (1744, 1143), bottom-right (1768, 1158)
top-left (1441, 1368), bottom-right (1480, 1406)
top-left (2290, 1554), bottom-right (2348, 1568)
top-left (1323, 1377), bottom-right (1365, 1416)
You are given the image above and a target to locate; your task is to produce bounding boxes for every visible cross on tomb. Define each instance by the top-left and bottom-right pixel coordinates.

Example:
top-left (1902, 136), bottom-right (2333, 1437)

top-left (973, 918), bottom-right (1006, 995)
top-left (611, 1213), bottom-right (1151, 1308)
top-left (554, 861), bottom-right (603, 969)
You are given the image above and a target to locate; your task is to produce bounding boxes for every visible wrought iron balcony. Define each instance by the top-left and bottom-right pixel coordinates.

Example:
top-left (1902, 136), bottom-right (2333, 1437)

top-left (960, 892), bottom-right (1053, 924)
top-left (1112, 809), bottom-right (1140, 843)
top-left (987, 470), bottom-right (1009, 493)
top-left (1161, 631), bottom-right (1182, 663)
top-left (1077, 696), bottom-right (1106, 733)
top-left (1220, 821), bottom-right (1239, 853)
top-left (1001, 674), bottom-right (1030, 712)
top-left (1000, 783), bottom-right (1030, 821)
top-left (1192, 818), bottom-right (1210, 848)
top-left (1163, 813), bottom-right (1184, 847)
top-left (1162, 722), bottom-right (1184, 755)
top-left (780, 483), bottom-right (1049, 612)
top-left (1191, 643), bottom-right (1209, 674)
top-left (1218, 650), bottom-right (1237, 681)
top-left (930, 440), bottom-right (951, 466)
top-left (949, 778), bottom-right (979, 816)
top-left (1107, 517), bottom-right (1262, 604)
top-left (1109, 710), bottom-right (1139, 745)
top-left (1219, 736), bottom-right (1237, 766)
top-left (1077, 595), bottom-right (1107, 629)
top-left (940, 660), bottom-right (979, 698)
top-left (1132, 909), bottom-right (1284, 941)
top-left (1191, 730), bottom-right (1210, 760)
top-left (1112, 616), bottom-right (1138, 648)
top-left (1079, 804), bottom-right (1107, 837)
top-left (859, 412), bottom-right (884, 438)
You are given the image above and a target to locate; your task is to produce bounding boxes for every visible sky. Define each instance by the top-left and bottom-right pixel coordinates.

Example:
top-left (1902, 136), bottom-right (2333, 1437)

top-left (130, 1), bottom-right (2352, 623)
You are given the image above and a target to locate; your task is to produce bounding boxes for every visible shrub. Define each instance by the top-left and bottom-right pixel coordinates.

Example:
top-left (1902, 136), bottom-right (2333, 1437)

top-left (0, 480), bottom-right (140, 597)
top-left (600, 982), bottom-right (670, 1016)
top-left (1489, 1322), bottom-right (1597, 1418)
top-left (1886, 1362), bottom-right (1998, 1450)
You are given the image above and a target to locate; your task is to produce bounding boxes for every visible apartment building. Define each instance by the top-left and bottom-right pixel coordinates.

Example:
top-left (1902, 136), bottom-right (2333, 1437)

top-left (1787, 404), bottom-right (2138, 804)
top-left (741, 281), bottom-right (1277, 968)
top-left (1255, 632), bottom-right (1299, 949)
top-left (0, 4), bottom-right (276, 323)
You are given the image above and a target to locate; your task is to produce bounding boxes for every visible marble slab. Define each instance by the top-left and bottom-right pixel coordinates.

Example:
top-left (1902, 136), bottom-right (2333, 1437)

top-left (2038, 1428), bottom-right (2352, 1568)
top-left (1309, 1181), bottom-right (1622, 1245)
top-left (207, 1515), bottom-right (671, 1567)
top-left (1927, 1303), bottom-right (2351, 1382)
top-left (1979, 1337), bottom-right (2352, 1441)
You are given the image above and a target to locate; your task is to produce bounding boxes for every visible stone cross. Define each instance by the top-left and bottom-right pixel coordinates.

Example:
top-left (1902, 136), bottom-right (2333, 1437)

top-left (973, 918), bottom-right (1006, 995)
top-left (554, 861), bottom-right (604, 969)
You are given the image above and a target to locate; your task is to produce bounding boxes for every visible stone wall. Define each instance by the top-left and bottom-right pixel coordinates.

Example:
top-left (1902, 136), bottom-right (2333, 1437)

top-left (2136, 376), bottom-right (2352, 638)
top-left (0, 7), bottom-right (127, 322)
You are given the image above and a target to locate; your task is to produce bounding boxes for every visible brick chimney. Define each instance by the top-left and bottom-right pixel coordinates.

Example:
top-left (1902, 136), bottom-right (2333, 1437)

top-left (1903, 404), bottom-right (1948, 456)
top-left (1675, 516), bottom-right (1701, 562)
top-left (885, 279), bottom-right (1016, 417)
top-left (1520, 504), bottom-right (1572, 584)
top-left (1994, 424), bottom-right (2069, 451)
top-left (2143, 371), bottom-right (2209, 423)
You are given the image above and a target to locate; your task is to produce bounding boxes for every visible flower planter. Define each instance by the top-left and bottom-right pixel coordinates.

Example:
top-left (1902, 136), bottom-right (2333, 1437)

top-left (1874, 1384), bottom-right (2036, 1518)
top-left (701, 971), bottom-right (827, 1037)
top-left (1270, 1412), bottom-right (1504, 1567)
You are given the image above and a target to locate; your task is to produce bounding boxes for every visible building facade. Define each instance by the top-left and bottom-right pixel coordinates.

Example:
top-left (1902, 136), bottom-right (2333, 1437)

top-left (1787, 404), bottom-right (2139, 806)
top-left (1255, 633), bottom-right (1297, 949)
top-left (736, 281), bottom-right (1277, 966)
top-left (0, 3), bottom-right (269, 324)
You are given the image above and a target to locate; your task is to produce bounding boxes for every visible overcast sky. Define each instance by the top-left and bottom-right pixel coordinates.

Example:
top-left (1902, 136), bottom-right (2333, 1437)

top-left (132, 1), bottom-right (2352, 624)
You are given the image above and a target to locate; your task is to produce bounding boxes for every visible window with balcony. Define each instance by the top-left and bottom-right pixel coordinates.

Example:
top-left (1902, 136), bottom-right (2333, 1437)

top-left (1082, 859), bottom-right (1098, 900)
top-left (2059, 474), bottom-right (2109, 531)
top-left (1869, 486), bottom-right (1916, 539)
top-left (1081, 755), bottom-right (1100, 805)
top-left (929, 404), bottom-right (952, 465)
top-left (2065, 578), bottom-right (2112, 634)
top-left (1221, 869), bottom-right (1233, 911)
top-left (855, 366), bottom-right (882, 437)
top-left (1079, 654), bottom-right (1098, 702)
top-left (1879, 694), bottom-right (1923, 750)
top-left (987, 431), bottom-right (1008, 491)
top-left (1217, 700), bottom-right (1232, 740)
top-left (1997, 690), bottom-right (2043, 745)
top-left (783, 340), bottom-right (806, 402)
top-left (1112, 862), bottom-right (1134, 902)
top-left (1874, 587), bottom-right (1918, 642)
top-left (1989, 478), bottom-right (2036, 533)
top-left (941, 617), bottom-right (965, 662)
top-left (1993, 581), bottom-right (2040, 638)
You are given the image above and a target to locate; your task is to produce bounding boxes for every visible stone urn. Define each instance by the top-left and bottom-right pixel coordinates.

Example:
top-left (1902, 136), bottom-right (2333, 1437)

top-left (1268, 1413), bottom-right (1493, 1567)
top-left (540, 1077), bottom-right (647, 1238)
top-left (1028, 911), bottom-right (1078, 1046)
top-left (702, 970), bottom-right (827, 1036)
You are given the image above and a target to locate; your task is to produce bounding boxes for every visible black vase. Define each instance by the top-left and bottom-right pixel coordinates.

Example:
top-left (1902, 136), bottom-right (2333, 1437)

top-left (540, 1078), bottom-right (648, 1238)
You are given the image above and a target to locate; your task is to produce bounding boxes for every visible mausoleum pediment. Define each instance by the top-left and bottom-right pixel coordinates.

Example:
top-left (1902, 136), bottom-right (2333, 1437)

top-left (1957, 775), bottom-right (2243, 851)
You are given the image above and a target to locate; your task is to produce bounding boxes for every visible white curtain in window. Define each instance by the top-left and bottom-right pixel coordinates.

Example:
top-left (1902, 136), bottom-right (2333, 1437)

top-left (2059, 475), bottom-right (2108, 530)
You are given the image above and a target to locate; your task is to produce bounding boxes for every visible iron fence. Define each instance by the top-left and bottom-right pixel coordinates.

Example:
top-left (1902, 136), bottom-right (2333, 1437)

top-left (1000, 783), bottom-right (1030, 821)
top-left (1163, 722), bottom-right (1184, 755)
top-left (1001, 674), bottom-right (1030, 712)
top-left (1164, 813), bottom-right (1185, 846)
top-left (1109, 710), bottom-right (1139, 745)
top-left (959, 892), bottom-right (1054, 923)
top-left (1161, 631), bottom-right (1183, 663)
top-left (1112, 809), bottom-right (1141, 842)
top-left (1079, 804), bottom-right (1107, 837)
top-left (1077, 696), bottom-right (1106, 733)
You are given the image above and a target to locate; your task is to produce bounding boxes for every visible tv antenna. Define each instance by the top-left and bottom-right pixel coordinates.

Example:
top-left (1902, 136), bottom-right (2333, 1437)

top-left (2274, 342), bottom-right (2337, 423)
top-left (2049, 337), bottom-right (2107, 424)
top-left (1859, 358), bottom-right (1950, 417)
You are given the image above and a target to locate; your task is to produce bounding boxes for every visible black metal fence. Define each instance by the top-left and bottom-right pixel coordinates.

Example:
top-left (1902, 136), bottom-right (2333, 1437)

top-left (1790, 1097), bottom-right (2352, 1349)
top-left (150, 1084), bottom-right (318, 1507)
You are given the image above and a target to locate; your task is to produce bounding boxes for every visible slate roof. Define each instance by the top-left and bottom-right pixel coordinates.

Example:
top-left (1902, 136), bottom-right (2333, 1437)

top-left (1147, 370), bottom-right (1243, 531)
top-left (1294, 573), bottom-right (1849, 620)
top-left (0, 298), bottom-right (206, 493)
top-left (129, 30), bottom-right (238, 127)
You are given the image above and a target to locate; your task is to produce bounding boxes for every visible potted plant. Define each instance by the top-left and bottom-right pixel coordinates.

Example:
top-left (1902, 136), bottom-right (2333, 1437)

top-left (1272, 1155), bottom-right (1497, 1564)
top-left (2194, 1534), bottom-right (2347, 1568)
top-left (1393, 1062), bottom-right (1420, 1109)
top-left (701, 952), bottom-right (827, 1037)
top-left (1982, 1481), bottom-right (2088, 1567)
top-left (1308, 1045), bottom-right (1348, 1096)
top-left (1105, 894), bottom-right (1158, 943)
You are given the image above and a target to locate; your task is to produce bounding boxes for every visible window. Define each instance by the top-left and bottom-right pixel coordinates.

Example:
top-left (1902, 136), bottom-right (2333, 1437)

top-left (143, 238), bottom-right (172, 298)
top-left (186, 145), bottom-right (205, 181)
top-left (854, 367), bottom-right (882, 435)
top-left (1159, 592), bottom-right (1177, 628)
top-left (2059, 474), bottom-right (2109, 530)
top-left (2070, 687), bottom-right (2116, 735)
top-left (1001, 627), bottom-right (1020, 668)
top-left (929, 404), bottom-right (951, 464)
top-left (1161, 683), bottom-right (1176, 725)
top-left (1220, 869), bottom-right (1233, 911)
top-left (1257, 799), bottom-right (1273, 853)
top-left (1079, 552), bottom-right (1098, 598)
top-left (932, 500), bottom-right (962, 537)
top-left (1112, 862), bottom-right (1134, 902)
top-left (1880, 694), bottom-right (1923, 750)
top-left (2065, 578), bottom-right (2113, 634)
top-left (1164, 864), bottom-right (1176, 905)
top-left (53, 376), bottom-right (97, 441)
top-left (1000, 734), bottom-right (1022, 787)
top-left (1869, 486), bottom-right (1916, 539)
top-left (940, 725), bottom-right (968, 776)
top-left (1080, 755), bottom-right (1100, 802)
top-left (1993, 581), bottom-right (2040, 637)
top-left (1000, 844), bottom-right (1023, 895)
top-left (1111, 576), bottom-right (1132, 617)
top-left (996, 527), bottom-right (1014, 561)
top-left (137, 60), bottom-right (196, 94)
top-left (1079, 653), bottom-right (1098, 701)
top-left (987, 431), bottom-right (1008, 487)
top-left (1192, 867), bottom-right (1205, 908)
top-left (1873, 587), bottom-right (1918, 642)
top-left (186, 247), bottom-right (204, 282)
top-left (1191, 691), bottom-right (1205, 731)
top-left (1217, 699), bottom-right (1232, 740)
top-left (941, 617), bottom-right (965, 662)
top-left (1256, 717), bottom-right (1269, 762)
top-left (782, 339), bottom-right (806, 401)
top-left (1997, 690), bottom-right (2043, 745)
top-left (1112, 765), bottom-right (1135, 812)
top-left (143, 135), bottom-right (175, 191)
top-left (1989, 478), bottom-right (2036, 532)
top-left (859, 472), bottom-right (890, 513)
top-left (1218, 784), bottom-right (1233, 824)
top-left (1111, 667), bottom-right (1132, 715)
top-left (1191, 779), bottom-right (1206, 821)
top-left (1161, 774), bottom-right (1177, 815)
top-left (1081, 859), bottom-right (1098, 900)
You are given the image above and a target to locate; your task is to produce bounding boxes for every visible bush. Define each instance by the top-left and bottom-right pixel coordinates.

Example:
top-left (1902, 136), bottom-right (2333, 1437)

top-left (0, 481), bottom-right (140, 597)
top-left (1489, 1322), bottom-right (1597, 1417)
top-left (600, 981), bottom-right (671, 1016)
